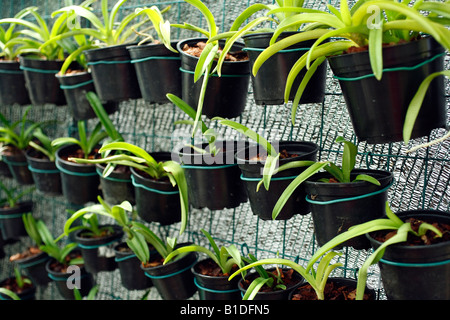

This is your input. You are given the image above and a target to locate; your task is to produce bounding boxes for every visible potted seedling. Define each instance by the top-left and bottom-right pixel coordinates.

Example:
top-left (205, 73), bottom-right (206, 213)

top-left (0, 180), bottom-right (34, 242)
top-left (25, 127), bottom-right (62, 195)
top-left (35, 218), bottom-right (96, 300)
top-left (251, 0), bottom-right (450, 143)
top-left (272, 136), bottom-right (393, 249)
top-left (163, 228), bottom-right (245, 300)
top-left (127, 222), bottom-right (198, 300)
top-left (214, 117), bottom-right (319, 220)
top-left (211, 0), bottom-right (328, 105)
top-left (306, 202), bottom-right (449, 300)
top-left (0, 267), bottom-right (36, 300)
top-left (9, 213), bottom-right (51, 286)
top-left (0, 107), bottom-right (47, 185)
top-left (169, 94), bottom-right (247, 210)
top-left (51, 120), bottom-right (108, 205)
top-left (69, 141), bottom-right (189, 231)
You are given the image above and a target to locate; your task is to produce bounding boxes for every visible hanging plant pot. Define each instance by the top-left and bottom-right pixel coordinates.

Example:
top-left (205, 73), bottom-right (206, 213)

top-left (131, 152), bottom-right (182, 225)
top-left (289, 277), bottom-right (376, 300)
top-left (236, 141), bottom-right (319, 220)
top-left (114, 242), bottom-right (153, 290)
top-left (0, 201), bottom-right (32, 242)
top-left (174, 140), bottom-right (248, 210)
top-left (0, 59), bottom-right (31, 105)
top-left (96, 163), bottom-right (135, 205)
top-left (305, 169), bottom-right (394, 250)
top-left (127, 41), bottom-right (182, 104)
top-left (55, 144), bottom-right (101, 205)
top-left (18, 55), bottom-right (66, 106)
top-left (328, 36), bottom-right (446, 144)
top-left (74, 225), bottom-right (124, 274)
top-left (141, 246), bottom-right (197, 300)
top-left (1, 147), bottom-right (34, 185)
top-left (367, 210), bottom-right (450, 300)
top-left (0, 276), bottom-right (36, 300)
top-left (85, 44), bottom-right (142, 102)
top-left (10, 248), bottom-right (51, 287)
top-left (191, 258), bottom-right (242, 300)
top-left (238, 267), bottom-right (304, 300)
top-left (242, 32), bottom-right (328, 106)
top-left (177, 38), bottom-right (250, 119)
top-left (56, 71), bottom-right (119, 121)
top-left (25, 148), bottom-right (61, 195)
top-left (45, 251), bottom-right (96, 300)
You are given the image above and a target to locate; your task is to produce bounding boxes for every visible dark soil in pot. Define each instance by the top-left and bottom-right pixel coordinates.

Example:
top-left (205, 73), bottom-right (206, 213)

top-left (0, 59), bottom-right (31, 105)
top-left (26, 148), bottom-right (62, 195)
top-left (328, 36), bottom-right (446, 144)
top-left (0, 275), bottom-right (36, 300)
top-left (239, 268), bottom-right (304, 300)
top-left (0, 200), bottom-right (32, 241)
top-left (367, 210), bottom-right (450, 300)
top-left (74, 224), bottom-right (124, 274)
top-left (128, 41), bottom-right (182, 104)
top-left (55, 144), bottom-right (101, 205)
top-left (192, 258), bottom-right (242, 300)
top-left (305, 169), bottom-right (394, 249)
top-left (177, 38), bottom-right (250, 119)
top-left (1, 146), bottom-right (34, 185)
top-left (85, 44), bottom-right (142, 102)
top-left (18, 55), bottom-right (67, 106)
top-left (236, 141), bottom-right (319, 220)
top-left (174, 140), bottom-right (248, 210)
top-left (56, 70), bottom-right (119, 120)
top-left (242, 32), bottom-right (328, 105)
top-left (289, 277), bottom-right (376, 300)
top-left (96, 163), bottom-right (135, 205)
top-left (9, 246), bottom-right (51, 286)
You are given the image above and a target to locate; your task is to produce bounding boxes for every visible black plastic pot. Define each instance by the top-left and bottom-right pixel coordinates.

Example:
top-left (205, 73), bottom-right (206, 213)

top-left (131, 152), bottom-right (182, 225)
top-left (85, 44), bottom-right (142, 102)
top-left (55, 144), bottom-right (101, 205)
top-left (56, 71), bottom-right (119, 120)
top-left (26, 148), bottom-right (62, 195)
top-left (328, 36), bottom-right (446, 144)
top-left (177, 38), bottom-right (250, 119)
top-left (0, 159), bottom-right (12, 178)
top-left (289, 277), bottom-right (376, 300)
top-left (96, 163), bottom-right (135, 205)
top-left (0, 60), bottom-right (31, 105)
top-left (114, 242), bottom-right (153, 290)
top-left (127, 41), bottom-right (181, 104)
top-left (0, 201), bottom-right (32, 241)
top-left (192, 258), bottom-right (242, 300)
top-left (18, 55), bottom-right (66, 106)
top-left (238, 268), bottom-right (304, 300)
top-left (305, 169), bottom-right (393, 250)
top-left (141, 247), bottom-right (198, 300)
top-left (13, 250), bottom-right (51, 287)
top-left (236, 141), bottom-right (319, 220)
top-left (74, 225), bottom-right (124, 274)
top-left (174, 140), bottom-right (248, 210)
top-left (2, 149), bottom-right (34, 185)
top-left (0, 277), bottom-right (36, 300)
top-left (45, 256), bottom-right (96, 300)
top-left (367, 210), bottom-right (450, 300)
top-left (242, 32), bottom-right (328, 105)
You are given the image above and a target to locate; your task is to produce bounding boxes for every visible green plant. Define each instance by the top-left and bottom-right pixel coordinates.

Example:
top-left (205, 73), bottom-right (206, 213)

top-left (271, 136), bottom-right (380, 220)
top-left (67, 141), bottom-right (189, 234)
top-left (163, 229), bottom-right (245, 275)
top-left (304, 201), bottom-right (443, 300)
top-left (249, 0), bottom-right (450, 124)
top-left (28, 128), bottom-right (59, 162)
top-left (0, 267), bottom-right (32, 300)
top-left (229, 251), bottom-right (343, 300)
top-left (22, 213), bottom-right (44, 247)
top-left (0, 287), bottom-right (20, 300)
top-left (74, 285), bottom-right (99, 300)
top-left (51, 120), bottom-right (108, 159)
top-left (0, 181), bottom-right (34, 209)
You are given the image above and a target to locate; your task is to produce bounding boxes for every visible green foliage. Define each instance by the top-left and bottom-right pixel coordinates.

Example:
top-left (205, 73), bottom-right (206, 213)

top-left (0, 287), bottom-right (20, 300)
top-left (74, 285), bottom-right (98, 300)
top-left (28, 128), bottom-right (59, 162)
top-left (163, 229), bottom-right (245, 275)
top-left (22, 213), bottom-right (43, 246)
top-left (0, 181), bottom-right (34, 208)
